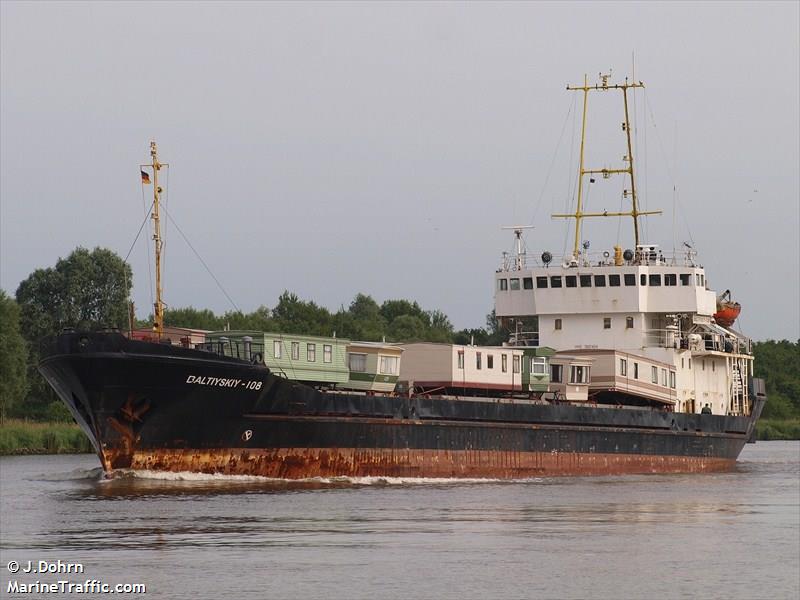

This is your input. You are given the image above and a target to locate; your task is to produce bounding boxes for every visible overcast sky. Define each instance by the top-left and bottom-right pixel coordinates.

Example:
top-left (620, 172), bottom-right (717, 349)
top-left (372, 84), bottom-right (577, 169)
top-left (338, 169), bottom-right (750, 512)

top-left (2, 1), bottom-right (798, 341)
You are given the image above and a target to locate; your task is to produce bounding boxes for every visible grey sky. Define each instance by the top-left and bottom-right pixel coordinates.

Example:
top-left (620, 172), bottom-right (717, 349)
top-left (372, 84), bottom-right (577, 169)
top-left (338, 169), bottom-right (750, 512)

top-left (2, 1), bottom-right (798, 341)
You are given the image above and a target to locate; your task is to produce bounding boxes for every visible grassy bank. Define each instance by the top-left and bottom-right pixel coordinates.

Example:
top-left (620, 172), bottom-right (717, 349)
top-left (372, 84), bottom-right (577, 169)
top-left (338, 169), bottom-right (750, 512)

top-left (755, 419), bottom-right (800, 441)
top-left (0, 419), bottom-right (92, 455)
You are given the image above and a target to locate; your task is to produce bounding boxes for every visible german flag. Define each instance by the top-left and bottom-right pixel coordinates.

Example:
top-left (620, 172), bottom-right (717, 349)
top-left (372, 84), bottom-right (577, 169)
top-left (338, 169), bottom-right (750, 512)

top-left (141, 170), bottom-right (151, 184)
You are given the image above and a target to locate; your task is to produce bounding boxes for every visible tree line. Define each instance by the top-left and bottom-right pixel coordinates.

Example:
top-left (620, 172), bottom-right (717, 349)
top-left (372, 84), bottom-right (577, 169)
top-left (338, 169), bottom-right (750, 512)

top-left (0, 246), bottom-right (505, 421)
top-left (1, 246), bottom-right (797, 422)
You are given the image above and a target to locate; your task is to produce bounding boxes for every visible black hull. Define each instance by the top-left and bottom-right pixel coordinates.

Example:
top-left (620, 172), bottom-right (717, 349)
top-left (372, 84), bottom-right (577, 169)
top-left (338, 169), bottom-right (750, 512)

top-left (39, 332), bottom-right (766, 478)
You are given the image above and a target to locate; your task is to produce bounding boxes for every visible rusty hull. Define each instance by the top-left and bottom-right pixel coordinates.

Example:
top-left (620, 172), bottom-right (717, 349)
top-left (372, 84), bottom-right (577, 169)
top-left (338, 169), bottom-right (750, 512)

top-left (108, 447), bottom-right (736, 479)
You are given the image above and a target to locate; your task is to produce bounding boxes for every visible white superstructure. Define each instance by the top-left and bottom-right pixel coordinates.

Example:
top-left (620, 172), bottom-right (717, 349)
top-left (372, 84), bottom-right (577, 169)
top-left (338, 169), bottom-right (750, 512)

top-left (494, 73), bottom-right (754, 417)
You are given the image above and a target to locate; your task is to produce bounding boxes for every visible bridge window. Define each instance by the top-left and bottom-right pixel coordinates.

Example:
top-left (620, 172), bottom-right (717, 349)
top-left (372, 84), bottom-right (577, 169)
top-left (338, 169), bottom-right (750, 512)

top-left (626, 316), bottom-right (634, 329)
top-left (609, 274), bottom-right (621, 286)
top-left (696, 274), bottom-right (702, 286)
top-left (580, 275), bottom-right (592, 287)
top-left (620, 358), bottom-right (627, 376)
top-left (594, 275), bottom-right (606, 287)
top-left (554, 318), bottom-right (562, 330)
top-left (536, 276), bottom-right (548, 288)
top-left (523, 277), bottom-right (533, 289)
top-left (649, 274), bottom-right (662, 286)
top-left (349, 353), bottom-right (367, 372)
top-left (498, 279), bottom-right (508, 291)
top-left (566, 275), bottom-right (577, 288)
top-left (665, 273), bottom-right (677, 286)
top-left (323, 344), bottom-right (333, 363)
top-left (550, 276), bottom-right (563, 288)
top-left (680, 273), bottom-right (692, 286)
top-left (510, 278), bottom-right (520, 290)
top-left (604, 317), bottom-right (612, 329)
top-left (307, 343), bottom-right (316, 362)
top-left (291, 341), bottom-right (300, 360)
top-left (624, 273), bottom-right (636, 286)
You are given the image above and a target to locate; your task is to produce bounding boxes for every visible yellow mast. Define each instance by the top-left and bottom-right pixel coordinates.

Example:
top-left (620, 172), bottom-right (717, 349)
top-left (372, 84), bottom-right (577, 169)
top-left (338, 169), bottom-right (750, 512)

top-left (148, 141), bottom-right (165, 338)
top-left (553, 73), bottom-right (661, 257)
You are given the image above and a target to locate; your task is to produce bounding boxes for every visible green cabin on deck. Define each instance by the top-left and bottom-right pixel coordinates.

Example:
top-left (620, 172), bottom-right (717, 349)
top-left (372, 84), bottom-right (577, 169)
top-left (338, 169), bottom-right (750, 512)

top-left (521, 346), bottom-right (555, 392)
top-left (345, 341), bottom-right (403, 393)
top-left (205, 330), bottom-right (350, 386)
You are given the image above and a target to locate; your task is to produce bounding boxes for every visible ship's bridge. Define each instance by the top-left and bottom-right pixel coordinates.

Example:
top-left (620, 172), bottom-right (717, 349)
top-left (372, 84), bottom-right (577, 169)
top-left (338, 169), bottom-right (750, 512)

top-left (495, 246), bottom-right (717, 319)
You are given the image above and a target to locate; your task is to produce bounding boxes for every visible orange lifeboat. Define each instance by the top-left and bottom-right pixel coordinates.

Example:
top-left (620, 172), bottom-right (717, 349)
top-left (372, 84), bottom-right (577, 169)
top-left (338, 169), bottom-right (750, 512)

top-left (713, 290), bottom-right (741, 327)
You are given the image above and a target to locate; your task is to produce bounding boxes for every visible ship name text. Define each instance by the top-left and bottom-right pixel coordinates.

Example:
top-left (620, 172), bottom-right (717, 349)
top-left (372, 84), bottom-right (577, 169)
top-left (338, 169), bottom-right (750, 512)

top-left (186, 375), bottom-right (263, 390)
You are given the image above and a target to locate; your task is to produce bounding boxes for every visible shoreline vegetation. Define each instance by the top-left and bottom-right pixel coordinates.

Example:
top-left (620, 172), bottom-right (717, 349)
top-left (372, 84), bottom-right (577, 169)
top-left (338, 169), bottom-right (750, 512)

top-left (1, 418), bottom-right (797, 457)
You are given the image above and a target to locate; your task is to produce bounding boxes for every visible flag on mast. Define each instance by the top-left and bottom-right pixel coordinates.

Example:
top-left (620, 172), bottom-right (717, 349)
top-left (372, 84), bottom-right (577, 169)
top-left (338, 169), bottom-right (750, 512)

top-left (141, 170), bottom-right (151, 184)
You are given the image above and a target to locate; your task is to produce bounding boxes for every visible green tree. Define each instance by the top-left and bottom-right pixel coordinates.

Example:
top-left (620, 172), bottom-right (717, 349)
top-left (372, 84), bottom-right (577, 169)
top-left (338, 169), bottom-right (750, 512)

top-left (272, 291), bottom-right (333, 336)
top-left (387, 314), bottom-right (427, 342)
top-left (754, 339), bottom-right (800, 419)
top-left (15, 247), bottom-right (132, 420)
top-left (0, 290), bottom-right (28, 421)
top-left (380, 299), bottom-right (430, 327)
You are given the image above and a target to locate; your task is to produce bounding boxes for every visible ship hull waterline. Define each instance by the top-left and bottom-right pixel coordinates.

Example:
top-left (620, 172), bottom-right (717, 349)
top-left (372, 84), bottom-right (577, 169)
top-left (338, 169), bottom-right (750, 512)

top-left (38, 332), bottom-right (764, 480)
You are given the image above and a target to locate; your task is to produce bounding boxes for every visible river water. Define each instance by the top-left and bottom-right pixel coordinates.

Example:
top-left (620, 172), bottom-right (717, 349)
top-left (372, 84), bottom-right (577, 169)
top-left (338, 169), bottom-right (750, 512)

top-left (1, 442), bottom-right (798, 599)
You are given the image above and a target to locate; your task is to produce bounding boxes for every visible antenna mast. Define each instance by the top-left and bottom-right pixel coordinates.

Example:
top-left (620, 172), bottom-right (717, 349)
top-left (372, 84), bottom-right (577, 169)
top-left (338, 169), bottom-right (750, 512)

top-left (553, 73), bottom-right (661, 257)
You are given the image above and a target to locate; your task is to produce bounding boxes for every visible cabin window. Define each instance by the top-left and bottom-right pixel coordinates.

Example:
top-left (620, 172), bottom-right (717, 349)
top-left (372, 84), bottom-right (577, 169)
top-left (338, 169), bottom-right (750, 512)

top-left (349, 353), bottom-right (367, 372)
top-left (626, 316), bottom-right (634, 329)
top-left (457, 351), bottom-right (464, 369)
top-left (651, 318), bottom-right (660, 329)
top-left (510, 278), bottom-right (520, 291)
top-left (498, 279), bottom-right (508, 291)
top-left (702, 359), bottom-right (705, 371)
top-left (523, 277), bottom-right (533, 290)
top-left (566, 275), bottom-right (577, 288)
top-left (609, 274), bottom-right (621, 286)
top-left (712, 361), bottom-right (715, 372)
top-left (670, 371), bottom-right (676, 389)
top-left (624, 273), bottom-right (636, 286)
top-left (620, 358), bottom-right (627, 376)
top-left (603, 317), bottom-right (612, 329)
top-left (513, 355), bottom-right (521, 373)
top-left (291, 341), bottom-right (300, 360)
top-left (550, 276), bottom-right (563, 288)
top-left (274, 340), bottom-right (282, 359)
top-left (323, 344), bottom-right (333, 363)
top-left (634, 362), bottom-right (639, 379)
top-left (554, 318), bottom-right (562, 331)
top-left (640, 274), bottom-right (647, 286)
top-left (532, 357), bottom-right (547, 374)
top-left (379, 355), bottom-right (398, 375)
top-left (551, 364), bottom-right (563, 383)
top-left (501, 354), bottom-right (508, 373)
top-left (570, 365), bottom-right (589, 384)
top-left (662, 368), bottom-right (668, 386)
top-left (594, 275), bottom-right (606, 287)
top-left (536, 276), bottom-right (548, 288)
top-left (580, 275), bottom-right (592, 287)
top-left (476, 352), bottom-right (482, 370)
top-left (649, 274), bottom-right (662, 286)
top-left (688, 358), bottom-right (692, 369)
top-left (487, 355), bottom-right (494, 369)
top-left (665, 273), bottom-right (677, 286)
top-left (651, 366), bottom-right (658, 384)
top-left (681, 358), bottom-right (684, 369)
top-left (307, 343), bottom-right (316, 362)
top-left (680, 273), bottom-right (692, 286)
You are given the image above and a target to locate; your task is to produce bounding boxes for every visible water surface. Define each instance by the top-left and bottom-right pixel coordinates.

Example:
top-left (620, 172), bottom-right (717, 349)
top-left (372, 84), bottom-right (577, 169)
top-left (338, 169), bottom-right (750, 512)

top-left (1, 442), bottom-right (798, 599)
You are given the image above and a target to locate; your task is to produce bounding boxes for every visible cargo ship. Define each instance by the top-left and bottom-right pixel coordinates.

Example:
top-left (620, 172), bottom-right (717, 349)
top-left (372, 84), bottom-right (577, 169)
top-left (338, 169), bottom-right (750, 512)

top-left (39, 74), bottom-right (766, 478)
